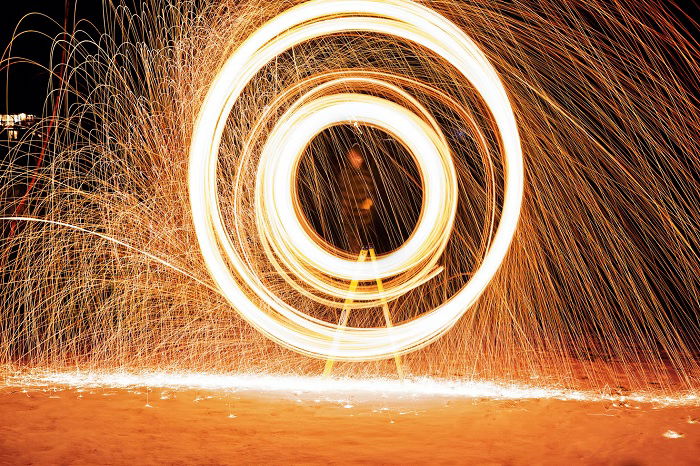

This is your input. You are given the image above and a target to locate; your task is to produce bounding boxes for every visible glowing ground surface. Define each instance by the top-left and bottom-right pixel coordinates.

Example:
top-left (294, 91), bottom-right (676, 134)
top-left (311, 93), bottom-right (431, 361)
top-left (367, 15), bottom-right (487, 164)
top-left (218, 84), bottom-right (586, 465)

top-left (2, 371), bottom-right (699, 464)
top-left (4, 370), bottom-right (699, 406)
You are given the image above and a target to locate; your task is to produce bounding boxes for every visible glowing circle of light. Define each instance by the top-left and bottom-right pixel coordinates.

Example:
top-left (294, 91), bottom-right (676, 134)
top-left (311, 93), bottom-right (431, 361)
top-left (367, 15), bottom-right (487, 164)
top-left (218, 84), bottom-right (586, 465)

top-left (189, 0), bottom-right (524, 360)
top-left (257, 93), bottom-right (457, 285)
top-left (237, 74), bottom-right (457, 306)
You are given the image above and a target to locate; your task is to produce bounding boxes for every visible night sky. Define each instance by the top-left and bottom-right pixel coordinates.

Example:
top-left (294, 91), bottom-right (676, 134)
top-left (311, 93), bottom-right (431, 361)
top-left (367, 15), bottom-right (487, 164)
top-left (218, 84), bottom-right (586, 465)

top-left (1, 1), bottom-right (117, 115)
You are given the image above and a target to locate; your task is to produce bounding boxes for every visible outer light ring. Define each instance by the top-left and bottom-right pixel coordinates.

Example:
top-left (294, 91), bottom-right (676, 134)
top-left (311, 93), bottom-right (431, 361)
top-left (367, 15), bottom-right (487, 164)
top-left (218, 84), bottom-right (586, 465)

top-left (189, 0), bottom-right (524, 360)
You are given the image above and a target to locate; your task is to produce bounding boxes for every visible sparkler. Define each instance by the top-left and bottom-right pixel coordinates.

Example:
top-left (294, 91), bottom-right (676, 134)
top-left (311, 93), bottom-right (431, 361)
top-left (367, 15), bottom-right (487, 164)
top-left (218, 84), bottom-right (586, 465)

top-left (0, 0), bottom-right (698, 393)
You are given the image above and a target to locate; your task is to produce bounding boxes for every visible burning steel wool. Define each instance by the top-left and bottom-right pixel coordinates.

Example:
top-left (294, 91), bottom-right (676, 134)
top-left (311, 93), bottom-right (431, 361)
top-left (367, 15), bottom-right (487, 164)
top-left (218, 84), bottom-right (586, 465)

top-left (0, 0), bottom-right (699, 396)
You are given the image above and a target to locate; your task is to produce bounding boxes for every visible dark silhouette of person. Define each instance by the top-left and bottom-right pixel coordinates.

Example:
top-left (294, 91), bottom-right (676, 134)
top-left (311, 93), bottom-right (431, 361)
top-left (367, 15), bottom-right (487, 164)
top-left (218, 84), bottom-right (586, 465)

top-left (336, 145), bottom-right (377, 253)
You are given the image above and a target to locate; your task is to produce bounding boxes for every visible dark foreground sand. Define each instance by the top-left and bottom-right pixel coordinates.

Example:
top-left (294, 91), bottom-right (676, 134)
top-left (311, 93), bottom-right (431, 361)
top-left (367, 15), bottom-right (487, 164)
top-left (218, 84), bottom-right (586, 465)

top-left (1, 384), bottom-right (699, 465)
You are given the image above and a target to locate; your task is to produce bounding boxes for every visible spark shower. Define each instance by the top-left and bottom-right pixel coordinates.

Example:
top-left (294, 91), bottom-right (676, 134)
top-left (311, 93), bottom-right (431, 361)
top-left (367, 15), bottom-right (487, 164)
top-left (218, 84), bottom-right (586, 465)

top-left (1, 0), bottom-right (698, 393)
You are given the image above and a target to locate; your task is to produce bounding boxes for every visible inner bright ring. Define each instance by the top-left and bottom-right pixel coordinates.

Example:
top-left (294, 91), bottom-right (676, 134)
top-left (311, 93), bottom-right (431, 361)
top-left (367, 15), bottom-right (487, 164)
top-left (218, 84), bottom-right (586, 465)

top-left (188, 0), bottom-right (524, 360)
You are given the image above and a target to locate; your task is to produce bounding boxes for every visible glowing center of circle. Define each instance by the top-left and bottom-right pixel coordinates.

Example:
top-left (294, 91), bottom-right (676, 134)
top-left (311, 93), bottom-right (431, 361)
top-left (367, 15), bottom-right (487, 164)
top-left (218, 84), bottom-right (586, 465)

top-left (189, 0), bottom-right (524, 360)
top-left (258, 93), bottom-right (456, 283)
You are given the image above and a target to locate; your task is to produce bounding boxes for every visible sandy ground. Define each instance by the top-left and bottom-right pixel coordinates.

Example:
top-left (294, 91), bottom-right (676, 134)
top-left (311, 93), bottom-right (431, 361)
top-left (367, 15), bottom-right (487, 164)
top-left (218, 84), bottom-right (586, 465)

top-left (1, 383), bottom-right (699, 465)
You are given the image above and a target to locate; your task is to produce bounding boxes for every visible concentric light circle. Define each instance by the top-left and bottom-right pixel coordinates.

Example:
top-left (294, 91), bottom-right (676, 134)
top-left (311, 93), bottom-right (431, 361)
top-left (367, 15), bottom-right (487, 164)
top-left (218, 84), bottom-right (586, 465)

top-left (189, 0), bottom-right (524, 360)
top-left (257, 93), bottom-right (456, 289)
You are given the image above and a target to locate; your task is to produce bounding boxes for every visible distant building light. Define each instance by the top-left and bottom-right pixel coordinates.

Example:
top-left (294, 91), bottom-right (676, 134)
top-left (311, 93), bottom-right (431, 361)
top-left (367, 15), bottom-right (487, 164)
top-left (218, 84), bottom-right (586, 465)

top-left (0, 113), bottom-right (37, 128)
top-left (1, 114), bottom-right (37, 143)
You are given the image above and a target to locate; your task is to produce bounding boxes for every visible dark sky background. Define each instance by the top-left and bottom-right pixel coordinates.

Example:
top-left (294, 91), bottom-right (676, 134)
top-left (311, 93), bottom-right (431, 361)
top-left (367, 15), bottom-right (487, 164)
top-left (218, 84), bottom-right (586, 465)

top-left (0, 1), bottom-right (132, 115)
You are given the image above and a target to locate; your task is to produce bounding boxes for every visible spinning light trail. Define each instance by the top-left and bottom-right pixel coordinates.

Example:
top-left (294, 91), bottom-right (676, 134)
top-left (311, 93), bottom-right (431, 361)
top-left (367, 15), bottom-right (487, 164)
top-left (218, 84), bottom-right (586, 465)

top-left (189, 0), bottom-right (523, 360)
top-left (0, 0), bottom-right (698, 394)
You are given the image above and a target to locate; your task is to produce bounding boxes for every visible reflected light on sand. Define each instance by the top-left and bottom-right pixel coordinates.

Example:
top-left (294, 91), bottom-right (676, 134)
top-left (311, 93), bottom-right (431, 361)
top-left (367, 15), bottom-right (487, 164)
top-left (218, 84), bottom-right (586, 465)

top-left (6, 370), bottom-right (698, 406)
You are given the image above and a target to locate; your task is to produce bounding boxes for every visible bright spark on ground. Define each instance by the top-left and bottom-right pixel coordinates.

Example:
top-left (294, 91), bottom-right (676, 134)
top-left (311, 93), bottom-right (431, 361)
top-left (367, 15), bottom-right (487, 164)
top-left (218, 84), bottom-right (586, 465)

top-left (4, 371), bottom-right (698, 406)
